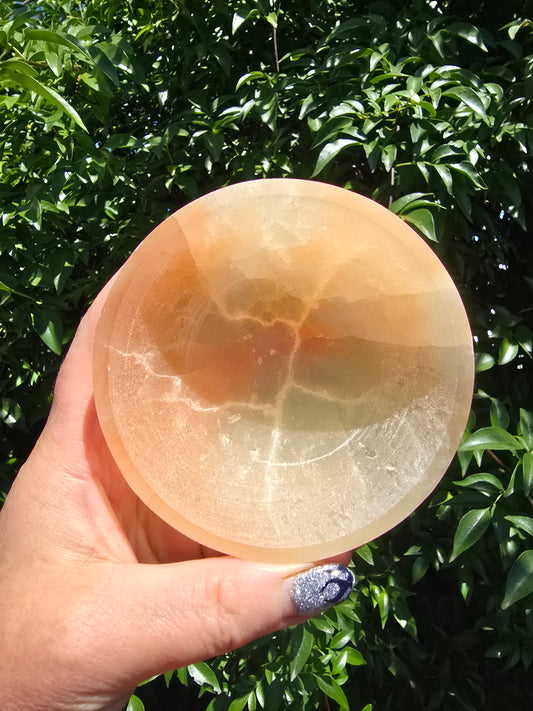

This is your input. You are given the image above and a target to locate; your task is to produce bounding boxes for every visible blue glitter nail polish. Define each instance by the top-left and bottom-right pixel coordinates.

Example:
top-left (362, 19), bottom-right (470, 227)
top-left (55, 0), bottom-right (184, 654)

top-left (291, 564), bottom-right (355, 615)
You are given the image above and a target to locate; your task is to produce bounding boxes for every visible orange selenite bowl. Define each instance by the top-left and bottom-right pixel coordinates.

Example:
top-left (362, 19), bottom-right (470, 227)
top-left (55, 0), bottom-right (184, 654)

top-left (93, 179), bottom-right (474, 562)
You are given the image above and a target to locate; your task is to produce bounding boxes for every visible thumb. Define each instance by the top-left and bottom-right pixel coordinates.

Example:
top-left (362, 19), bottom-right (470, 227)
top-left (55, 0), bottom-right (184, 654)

top-left (79, 556), bottom-right (354, 690)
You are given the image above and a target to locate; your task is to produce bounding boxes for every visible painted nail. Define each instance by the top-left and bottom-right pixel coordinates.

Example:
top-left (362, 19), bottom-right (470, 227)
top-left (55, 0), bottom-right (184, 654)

top-left (290, 564), bottom-right (355, 616)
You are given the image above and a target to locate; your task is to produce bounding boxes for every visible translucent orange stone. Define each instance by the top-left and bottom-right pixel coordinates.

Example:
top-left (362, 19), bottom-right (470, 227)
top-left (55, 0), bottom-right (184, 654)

top-left (93, 179), bottom-right (474, 562)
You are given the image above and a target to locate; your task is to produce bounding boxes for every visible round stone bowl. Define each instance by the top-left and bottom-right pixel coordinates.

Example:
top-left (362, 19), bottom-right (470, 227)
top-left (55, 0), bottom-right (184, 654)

top-left (93, 179), bottom-right (474, 563)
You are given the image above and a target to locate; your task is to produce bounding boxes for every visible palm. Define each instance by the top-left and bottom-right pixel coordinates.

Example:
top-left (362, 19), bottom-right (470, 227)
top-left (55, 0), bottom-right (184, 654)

top-left (21, 284), bottom-right (215, 568)
top-left (83, 397), bottom-right (213, 564)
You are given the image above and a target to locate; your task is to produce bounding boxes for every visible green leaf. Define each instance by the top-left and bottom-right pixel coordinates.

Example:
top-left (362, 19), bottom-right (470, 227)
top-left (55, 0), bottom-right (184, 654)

top-left (450, 508), bottom-right (491, 561)
top-left (50, 249), bottom-right (75, 294)
top-left (515, 326), bottom-right (532, 357)
top-left (457, 446), bottom-right (474, 476)
top-left (381, 143), bottom-right (397, 171)
top-left (502, 550), bottom-right (533, 609)
top-left (454, 473), bottom-right (504, 492)
top-left (331, 630), bottom-right (354, 649)
top-left (522, 452), bottom-right (533, 496)
top-left (104, 134), bottom-right (141, 150)
top-left (490, 399), bottom-right (510, 429)
top-left (187, 662), bottom-right (221, 693)
top-left (24, 28), bottom-right (91, 58)
top-left (498, 339), bottom-right (519, 365)
top-left (228, 696), bottom-right (249, 711)
top-left (298, 93), bottom-right (316, 119)
top-left (88, 44), bottom-right (121, 85)
top-left (0, 398), bottom-right (26, 430)
top-left (232, 9), bottom-right (258, 34)
top-left (0, 68), bottom-right (87, 131)
top-left (204, 132), bottom-right (224, 162)
top-left (402, 208), bottom-right (437, 241)
top-left (447, 22), bottom-right (488, 51)
top-left (389, 192), bottom-right (434, 214)
top-left (44, 50), bottom-right (63, 77)
top-left (450, 161), bottom-right (487, 189)
top-left (316, 676), bottom-right (349, 711)
top-left (505, 515), bottom-right (533, 537)
top-left (264, 12), bottom-right (278, 29)
top-left (311, 116), bottom-right (362, 149)
top-left (519, 409), bottom-right (533, 450)
top-left (433, 163), bottom-right (453, 194)
top-left (289, 625), bottom-right (314, 680)
top-left (235, 71), bottom-right (267, 91)
top-left (0, 57), bottom-right (38, 77)
top-left (176, 667), bottom-right (188, 685)
top-left (126, 696), bottom-right (145, 711)
top-left (412, 556), bottom-right (429, 583)
top-left (264, 679), bottom-right (283, 711)
top-left (355, 543), bottom-right (374, 564)
top-left (345, 647), bottom-right (366, 666)
top-left (458, 562), bottom-right (474, 602)
top-left (136, 675), bottom-right (159, 687)
top-left (443, 87), bottom-right (489, 122)
top-left (475, 353), bottom-right (495, 372)
top-left (312, 138), bottom-right (357, 176)
top-left (32, 308), bottom-right (63, 355)
top-left (504, 464), bottom-right (519, 498)
top-left (459, 427), bottom-right (523, 451)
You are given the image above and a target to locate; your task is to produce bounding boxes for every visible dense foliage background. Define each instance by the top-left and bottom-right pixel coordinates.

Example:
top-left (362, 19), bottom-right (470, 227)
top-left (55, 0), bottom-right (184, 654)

top-left (1, 0), bottom-right (532, 709)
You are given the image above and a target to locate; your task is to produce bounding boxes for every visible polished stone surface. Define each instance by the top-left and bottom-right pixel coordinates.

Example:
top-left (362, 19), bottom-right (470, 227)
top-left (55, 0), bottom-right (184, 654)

top-left (93, 179), bottom-right (474, 562)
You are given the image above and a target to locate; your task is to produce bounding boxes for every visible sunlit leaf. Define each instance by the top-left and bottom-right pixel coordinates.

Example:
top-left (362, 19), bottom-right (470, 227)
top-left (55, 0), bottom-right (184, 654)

top-left (24, 28), bottom-right (91, 58)
top-left (522, 452), bottom-right (533, 496)
top-left (450, 508), bottom-right (491, 561)
top-left (32, 307), bottom-right (63, 355)
top-left (187, 662), bottom-right (221, 693)
top-left (0, 67), bottom-right (87, 131)
top-left (44, 50), bottom-right (63, 77)
top-left (228, 696), bottom-right (249, 711)
top-left (355, 543), bottom-right (374, 565)
top-left (389, 192), bottom-right (437, 214)
top-left (0, 398), bottom-right (26, 430)
top-left (447, 22), bottom-right (489, 51)
top-left (345, 647), bottom-right (366, 666)
top-left (502, 550), bottom-right (533, 609)
top-left (475, 353), bottom-right (495, 373)
top-left (264, 679), bottom-right (283, 711)
top-left (454, 473), bottom-right (504, 492)
top-left (0, 57), bottom-right (38, 77)
top-left (311, 138), bottom-right (357, 176)
top-left (460, 427), bottom-right (523, 451)
top-left (519, 409), bottom-right (533, 450)
top-left (505, 515), bottom-right (533, 537)
top-left (402, 208), bottom-right (437, 241)
top-left (498, 339), bottom-right (519, 365)
top-left (490, 399), bottom-right (510, 429)
top-left (126, 696), bottom-right (145, 711)
top-left (289, 625), bottom-right (314, 680)
top-left (88, 44), bottom-right (120, 85)
top-left (433, 163), bottom-right (453, 194)
top-left (450, 161), bottom-right (487, 189)
top-left (316, 676), bottom-right (349, 711)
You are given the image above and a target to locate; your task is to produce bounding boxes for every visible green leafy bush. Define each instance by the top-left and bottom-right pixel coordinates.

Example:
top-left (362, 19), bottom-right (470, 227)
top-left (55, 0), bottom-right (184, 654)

top-left (1, 0), bottom-right (532, 708)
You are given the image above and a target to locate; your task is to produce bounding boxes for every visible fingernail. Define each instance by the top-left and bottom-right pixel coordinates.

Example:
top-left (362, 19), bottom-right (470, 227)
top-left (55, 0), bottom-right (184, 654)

top-left (290, 564), bottom-right (355, 616)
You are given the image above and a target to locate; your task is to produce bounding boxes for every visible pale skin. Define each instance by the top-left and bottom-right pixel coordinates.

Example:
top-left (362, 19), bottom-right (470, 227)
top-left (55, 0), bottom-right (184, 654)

top-left (0, 280), bottom-right (351, 711)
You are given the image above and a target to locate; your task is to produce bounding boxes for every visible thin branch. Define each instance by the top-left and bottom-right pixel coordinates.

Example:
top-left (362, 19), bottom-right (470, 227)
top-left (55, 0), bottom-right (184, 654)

top-left (388, 123), bottom-right (400, 208)
top-left (272, 27), bottom-right (280, 73)
top-left (389, 164), bottom-right (395, 208)
top-left (487, 449), bottom-right (509, 471)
